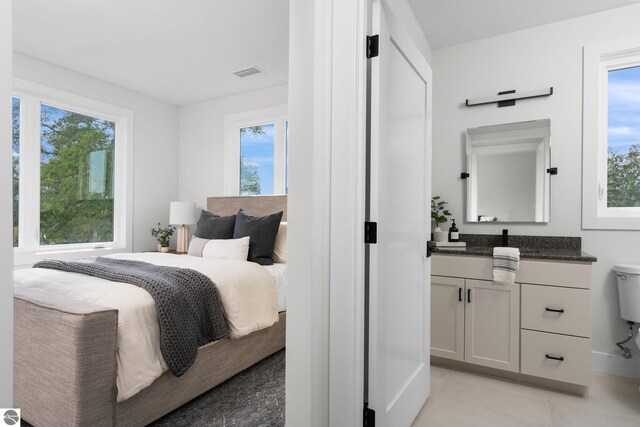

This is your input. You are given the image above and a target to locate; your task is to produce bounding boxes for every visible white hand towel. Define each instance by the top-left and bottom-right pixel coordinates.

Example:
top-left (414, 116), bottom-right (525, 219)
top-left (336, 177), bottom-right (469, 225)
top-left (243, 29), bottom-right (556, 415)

top-left (493, 247), bottom-right (520, 285)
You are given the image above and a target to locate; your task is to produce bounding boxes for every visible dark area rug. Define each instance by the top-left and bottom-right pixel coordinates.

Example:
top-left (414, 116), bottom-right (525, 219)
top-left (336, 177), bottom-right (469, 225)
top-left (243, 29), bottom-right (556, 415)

top-left (21, 349), bottom-right (285, 427)
top-left (151, 349), bottom-right (285, 427)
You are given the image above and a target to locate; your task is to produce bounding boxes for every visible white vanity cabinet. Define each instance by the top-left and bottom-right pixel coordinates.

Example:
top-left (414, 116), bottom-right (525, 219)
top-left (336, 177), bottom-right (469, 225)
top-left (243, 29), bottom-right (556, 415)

top-left (431, 276), bottom-right (520, 372)
top-left (431, 276), bottom-right (465, 361)
top-left (431, 254), bottom-right (593, 390)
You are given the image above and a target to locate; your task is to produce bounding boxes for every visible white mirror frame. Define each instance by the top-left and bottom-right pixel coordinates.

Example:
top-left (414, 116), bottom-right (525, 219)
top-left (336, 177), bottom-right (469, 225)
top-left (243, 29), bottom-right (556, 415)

top-left (466, 119), bottom-right (551, 223)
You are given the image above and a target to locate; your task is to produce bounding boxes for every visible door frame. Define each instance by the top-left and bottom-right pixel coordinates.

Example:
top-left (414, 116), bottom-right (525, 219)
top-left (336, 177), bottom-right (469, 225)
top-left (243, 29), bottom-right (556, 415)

top-left (286, 0), bottom-right (369, 425)
top-left (328, 0), bottom-right (369, 425)
top-left (287, 0), bottom-right (431, 424)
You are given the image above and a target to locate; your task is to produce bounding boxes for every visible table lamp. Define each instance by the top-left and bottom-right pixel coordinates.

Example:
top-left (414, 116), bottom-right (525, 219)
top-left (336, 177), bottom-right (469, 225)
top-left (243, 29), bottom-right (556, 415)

top-left (169, 201), bottom-right (196, 254)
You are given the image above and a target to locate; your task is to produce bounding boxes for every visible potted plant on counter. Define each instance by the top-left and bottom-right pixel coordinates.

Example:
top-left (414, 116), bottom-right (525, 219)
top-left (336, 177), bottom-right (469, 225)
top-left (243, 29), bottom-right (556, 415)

top-left (151, 223), bottom-right (175, 253)
top-left (431, 196), bottom-right (451, 242)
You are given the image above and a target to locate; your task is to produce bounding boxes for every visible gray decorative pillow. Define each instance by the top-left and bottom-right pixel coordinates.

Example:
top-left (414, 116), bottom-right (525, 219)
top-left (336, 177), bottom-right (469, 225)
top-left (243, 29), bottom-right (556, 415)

top-left (193, 210), bottom-right (236, 239)
top-left (233, 209), bottom-right (283, 265)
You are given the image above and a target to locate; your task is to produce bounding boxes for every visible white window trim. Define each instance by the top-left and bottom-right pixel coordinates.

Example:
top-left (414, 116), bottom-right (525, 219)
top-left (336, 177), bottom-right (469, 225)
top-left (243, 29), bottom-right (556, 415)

top-left (583, 39), bottom-right (640, 230)
top-left (13, 78), bottom-right (134, 266)
top-left (224, 104), bottom-right (288, 196)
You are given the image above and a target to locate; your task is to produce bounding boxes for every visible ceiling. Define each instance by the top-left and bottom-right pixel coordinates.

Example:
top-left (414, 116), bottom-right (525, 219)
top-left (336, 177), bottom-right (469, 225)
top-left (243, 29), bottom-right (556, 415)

top-left (14, 1), bottom-right (640, 106)
top-left (408, 0), bottom-right (640, 50)
top-left (13, 0), bottom-right (289, 106)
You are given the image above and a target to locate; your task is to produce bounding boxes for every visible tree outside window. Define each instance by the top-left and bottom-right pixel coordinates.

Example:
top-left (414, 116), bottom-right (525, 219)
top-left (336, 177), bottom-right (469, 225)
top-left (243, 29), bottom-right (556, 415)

top-left (39, 105), bottom-right (115, 245)
top-left (607, 66), bottom-right (640, 208)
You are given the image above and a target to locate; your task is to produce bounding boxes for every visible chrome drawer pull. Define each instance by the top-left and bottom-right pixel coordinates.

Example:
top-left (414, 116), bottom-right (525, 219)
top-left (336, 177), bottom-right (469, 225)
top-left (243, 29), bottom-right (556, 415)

top-left (545, 354), bottom-right (564, 361)
top-left (545, 307), bottom-right (565, 313)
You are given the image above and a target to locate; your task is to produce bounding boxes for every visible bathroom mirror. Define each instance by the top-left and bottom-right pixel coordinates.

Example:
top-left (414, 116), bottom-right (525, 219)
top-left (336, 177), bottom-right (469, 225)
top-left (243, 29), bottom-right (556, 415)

top-left (466, 119), bottom-right (551, 223)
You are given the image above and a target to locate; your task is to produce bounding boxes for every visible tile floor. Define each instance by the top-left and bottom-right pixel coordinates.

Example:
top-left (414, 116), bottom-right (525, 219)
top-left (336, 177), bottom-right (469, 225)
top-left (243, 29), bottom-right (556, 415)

top-left (411, 364), bottom-right (640, 427)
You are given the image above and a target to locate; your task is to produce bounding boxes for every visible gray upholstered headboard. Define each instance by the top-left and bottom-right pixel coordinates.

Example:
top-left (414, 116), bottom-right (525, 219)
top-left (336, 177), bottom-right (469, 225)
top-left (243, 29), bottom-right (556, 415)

top-left (206, 195), bottom-right (287, 221)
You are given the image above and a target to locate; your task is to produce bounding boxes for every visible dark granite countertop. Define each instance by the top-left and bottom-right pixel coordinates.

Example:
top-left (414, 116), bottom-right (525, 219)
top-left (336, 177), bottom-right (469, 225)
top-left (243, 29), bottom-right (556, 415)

top-left (431, 246), bottom-right (597, 262)
top-left (430, 233), bottom-right (597, 262)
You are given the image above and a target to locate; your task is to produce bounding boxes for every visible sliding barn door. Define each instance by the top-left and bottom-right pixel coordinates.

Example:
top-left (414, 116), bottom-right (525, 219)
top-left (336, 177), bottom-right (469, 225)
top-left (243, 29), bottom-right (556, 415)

top-left (366, 0), bottom-right (433, 426)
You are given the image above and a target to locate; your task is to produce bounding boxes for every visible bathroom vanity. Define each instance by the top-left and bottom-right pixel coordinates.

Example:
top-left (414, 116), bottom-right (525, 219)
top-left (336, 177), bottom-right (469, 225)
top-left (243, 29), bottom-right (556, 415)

top-left (430, 236), bottom-right (597, 394)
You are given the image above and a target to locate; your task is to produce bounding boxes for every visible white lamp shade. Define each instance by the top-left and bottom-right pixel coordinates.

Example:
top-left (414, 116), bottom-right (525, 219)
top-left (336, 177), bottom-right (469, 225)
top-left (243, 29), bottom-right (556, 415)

top-left (169, 201), bottom-right (196, 225)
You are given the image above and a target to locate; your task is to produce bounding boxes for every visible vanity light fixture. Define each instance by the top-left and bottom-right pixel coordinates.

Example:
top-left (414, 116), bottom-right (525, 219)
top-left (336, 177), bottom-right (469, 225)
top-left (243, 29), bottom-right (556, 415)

top-left (466, 87), bottom-right (553, 108)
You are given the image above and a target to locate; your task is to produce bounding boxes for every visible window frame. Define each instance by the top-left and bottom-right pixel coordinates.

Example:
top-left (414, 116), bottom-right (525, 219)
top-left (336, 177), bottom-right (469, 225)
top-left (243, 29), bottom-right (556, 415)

top-left (224, 104), bottom-right (288, 195)
top-left (13, 78), bottom-right (134, 265)
top-left (583, 39), bottom-right (640, 230)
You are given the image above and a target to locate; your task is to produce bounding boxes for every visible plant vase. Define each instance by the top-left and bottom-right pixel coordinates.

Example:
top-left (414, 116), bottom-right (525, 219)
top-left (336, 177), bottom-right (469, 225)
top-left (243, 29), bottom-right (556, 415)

top-left (433, 227), bottom-right (448, 242)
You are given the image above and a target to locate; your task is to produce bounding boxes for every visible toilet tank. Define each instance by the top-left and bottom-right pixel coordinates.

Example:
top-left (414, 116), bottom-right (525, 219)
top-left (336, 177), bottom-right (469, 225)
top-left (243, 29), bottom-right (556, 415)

top-left (614, 264), bottom-right (640, 323)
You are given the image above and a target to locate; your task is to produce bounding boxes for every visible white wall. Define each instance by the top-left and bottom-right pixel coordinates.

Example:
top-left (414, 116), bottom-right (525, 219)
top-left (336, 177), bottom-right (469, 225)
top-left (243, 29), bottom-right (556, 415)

top-left (432, 4), bottom-right (640, 377)
top-left (177, 84), bottom-right (287, 208)
top-left (13, 53), bottom-right (179, 252)
top-left (285, 0), bottom-right (332, 424)
top-left (0, 0), bottom-right (13, 407)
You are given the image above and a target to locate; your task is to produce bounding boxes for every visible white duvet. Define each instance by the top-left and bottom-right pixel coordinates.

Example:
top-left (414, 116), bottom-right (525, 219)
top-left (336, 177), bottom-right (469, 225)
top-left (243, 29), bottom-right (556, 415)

top-left (13, 252), bottom-right (279, 401)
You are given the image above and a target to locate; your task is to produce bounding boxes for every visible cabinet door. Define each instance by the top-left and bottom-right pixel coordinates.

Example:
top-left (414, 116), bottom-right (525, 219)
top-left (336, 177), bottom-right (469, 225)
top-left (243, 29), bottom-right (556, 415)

top-left (465, 279), bottom-right (520, 372)
top-left (431, 276), bottom-right (464, 361)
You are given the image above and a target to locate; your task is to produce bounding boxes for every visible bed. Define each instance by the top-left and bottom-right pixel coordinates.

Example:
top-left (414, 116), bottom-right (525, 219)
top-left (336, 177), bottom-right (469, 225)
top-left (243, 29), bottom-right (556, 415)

top-left (13, 195), bottom-right (287, 427)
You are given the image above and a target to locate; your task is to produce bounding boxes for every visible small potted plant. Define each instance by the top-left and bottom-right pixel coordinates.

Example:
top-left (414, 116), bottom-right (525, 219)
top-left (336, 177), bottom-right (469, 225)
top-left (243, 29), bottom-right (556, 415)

top-left (151, 223), bottom-right (175, 253)
top-left (431, 196), bottom-right (451, 242)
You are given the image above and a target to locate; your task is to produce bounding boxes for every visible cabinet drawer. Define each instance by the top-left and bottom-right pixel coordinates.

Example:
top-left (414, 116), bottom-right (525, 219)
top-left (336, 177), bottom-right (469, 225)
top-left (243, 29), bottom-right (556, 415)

top-left (521, 285), bottom-right (591, 338)
top-left (517, 260), bottom-right (591, 289)
top-left (521, 330), bottom-right (591, 386)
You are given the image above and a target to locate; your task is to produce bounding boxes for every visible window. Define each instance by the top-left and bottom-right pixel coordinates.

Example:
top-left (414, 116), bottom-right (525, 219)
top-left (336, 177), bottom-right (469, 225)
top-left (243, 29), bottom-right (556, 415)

top-left (240, 124), bottom-right (275, 195)
top-left (607, 67), bottom-right (640, 208)
top-left (13, 79), bottom-right (133, 263)
top-left (12, 97), bottom-right (20, 247)
top-left (39, 104), bottom-right (116, 245)
top-left (225, 105), bottom-right (288, 195)
top-left (583, 40), bottom-right (640, 229)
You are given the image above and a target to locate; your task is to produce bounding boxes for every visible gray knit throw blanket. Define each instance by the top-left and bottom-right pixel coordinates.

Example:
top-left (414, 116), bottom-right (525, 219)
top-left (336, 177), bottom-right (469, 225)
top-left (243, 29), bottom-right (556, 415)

top-left (34, 257), bottom-right (228, 376)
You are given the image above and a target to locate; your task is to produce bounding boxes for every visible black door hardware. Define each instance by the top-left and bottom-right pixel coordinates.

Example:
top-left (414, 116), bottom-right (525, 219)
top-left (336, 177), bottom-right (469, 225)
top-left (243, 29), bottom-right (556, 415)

top-left (545, 354), bottom-right (565, 361)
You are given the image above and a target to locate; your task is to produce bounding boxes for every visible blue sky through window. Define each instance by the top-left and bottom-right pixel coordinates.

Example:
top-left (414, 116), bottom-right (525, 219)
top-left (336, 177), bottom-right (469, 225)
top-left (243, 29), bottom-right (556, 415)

top-left (608, 66), bottom-right (640, 155)
top-left (240, 123), bottom-right (274, 194)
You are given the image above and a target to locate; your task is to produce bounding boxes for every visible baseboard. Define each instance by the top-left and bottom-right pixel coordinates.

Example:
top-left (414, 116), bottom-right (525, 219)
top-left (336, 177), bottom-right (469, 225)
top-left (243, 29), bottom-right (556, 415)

top-left (592, 351), bottom-right (640, 379)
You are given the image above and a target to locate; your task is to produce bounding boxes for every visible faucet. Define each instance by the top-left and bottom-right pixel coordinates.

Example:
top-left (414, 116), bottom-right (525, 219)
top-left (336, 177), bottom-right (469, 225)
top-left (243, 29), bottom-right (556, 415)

top-left (502, 229), bottom-right (509, 247)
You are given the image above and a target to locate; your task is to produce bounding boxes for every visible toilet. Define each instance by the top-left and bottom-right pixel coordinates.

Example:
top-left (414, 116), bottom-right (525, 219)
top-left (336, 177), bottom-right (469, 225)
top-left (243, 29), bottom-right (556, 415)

top-left (614, 264), bottom-right (640, 323)
top-left (614, 265), bottom-right (640, 393)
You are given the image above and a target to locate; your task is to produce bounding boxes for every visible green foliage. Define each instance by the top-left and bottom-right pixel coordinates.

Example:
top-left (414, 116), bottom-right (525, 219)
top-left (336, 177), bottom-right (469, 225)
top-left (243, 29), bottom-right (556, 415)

top-left (431, 195), bottom-right (452, 225)
top-left (240, 126), bottom-right (266, 137)
top-left (608, 145), bottom-right (640, 208)
top-left (240, 156), bottom-right (261, 195)
top-left (151, 223), bottom-right (175, 247)
top-left (39, 107), bottom-right (115, 245)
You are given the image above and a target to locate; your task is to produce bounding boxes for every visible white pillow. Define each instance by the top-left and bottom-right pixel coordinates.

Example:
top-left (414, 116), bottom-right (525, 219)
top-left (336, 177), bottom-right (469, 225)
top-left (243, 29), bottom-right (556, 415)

top-left (273, 222), bottom-right (287, 263)
top-left (188, 236), bottom-right (250, 260)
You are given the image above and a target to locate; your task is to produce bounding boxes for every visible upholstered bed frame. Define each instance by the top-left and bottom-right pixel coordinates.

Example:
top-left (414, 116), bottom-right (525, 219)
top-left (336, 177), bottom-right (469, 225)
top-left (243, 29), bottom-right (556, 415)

top-left (14, 195), bottom-right (287, 426)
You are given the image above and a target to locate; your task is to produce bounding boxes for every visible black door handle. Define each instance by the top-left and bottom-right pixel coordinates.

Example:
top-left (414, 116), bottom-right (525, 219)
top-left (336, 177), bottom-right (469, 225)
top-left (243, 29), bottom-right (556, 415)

top-left (427, 241), bottom-right (435, 258)
top-left (545, 307), bottom-right (565, 313)
top-left (458, 287), bottom-right (462, 302)
top-left (467, 289), bottom-right (471, 303)
top-left (545, 354), bottom-right (564, 361)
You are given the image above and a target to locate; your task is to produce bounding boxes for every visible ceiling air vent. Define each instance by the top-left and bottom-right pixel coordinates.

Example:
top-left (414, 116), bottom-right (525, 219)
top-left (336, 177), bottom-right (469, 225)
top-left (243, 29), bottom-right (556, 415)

top-left (233, 66), bottom-right (263, 78)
